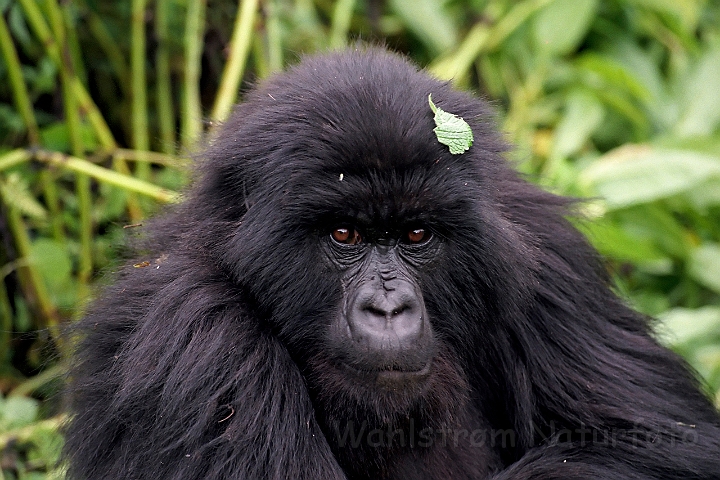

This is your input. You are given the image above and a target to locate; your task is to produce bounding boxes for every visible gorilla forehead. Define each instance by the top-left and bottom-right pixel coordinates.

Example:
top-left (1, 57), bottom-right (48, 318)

top-left (282, 167), bottom-right (468, 234)
top-left (214, 49), bottom-right (503, 226)
top-left (254, 50), bottom-right (449, 170)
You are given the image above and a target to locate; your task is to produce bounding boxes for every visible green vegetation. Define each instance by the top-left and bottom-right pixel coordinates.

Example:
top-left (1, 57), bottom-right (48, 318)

top-left (0, 0), bottom-right (719, 476)
top-left (429, 94), bottom-right (474, 154)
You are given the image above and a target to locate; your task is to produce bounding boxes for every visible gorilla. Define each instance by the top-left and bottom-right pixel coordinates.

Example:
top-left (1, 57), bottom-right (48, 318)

top-left (64, 48), bottom-right (720, 479)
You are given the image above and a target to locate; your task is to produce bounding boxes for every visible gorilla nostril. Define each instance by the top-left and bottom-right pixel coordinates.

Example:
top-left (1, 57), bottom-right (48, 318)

top-left (391, 305), bottom-right (409, 316)
top-left (348, 289), bottom-right (425, 352)
top-left (361, 301), bottom-right (412, 320)
top-left (365, 306), bottom-right (388, 318)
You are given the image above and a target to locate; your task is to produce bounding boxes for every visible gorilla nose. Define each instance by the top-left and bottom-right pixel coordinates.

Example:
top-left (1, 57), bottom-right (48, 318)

top-left (347, 285), bottom-right (425, 351)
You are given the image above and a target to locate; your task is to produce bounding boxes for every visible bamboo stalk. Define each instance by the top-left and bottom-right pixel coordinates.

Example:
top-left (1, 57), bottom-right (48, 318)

top-left (182, 0), bottom-right (207, 146)
top-left (113, 148), bottom-right (189, 168)
top-left (9, 363), bottom-right (66, 397)
top-left (84, 6), bottom-right (130, 95)
top-left (252, 34), bottom-right (269, 79)
top-left (210, 0), bottom-right (258, 125)
top-left (71, 81), bottom-right (116, 149)
top-left (155, 0), bottom-right (176, 154)
top-left (131, 0), bottom-right (150, 179)
top-left (329, 0), bottom-right (355, 49)
top-left (0, 264), bottom-right (12, 365)
top-left (47, 0), bottom-right (93, 289)
top-left (40, 170), bottom-right (65, 242)
top-left (63, 4), bottom-right (87, 85)
top-left (0, 14), bottom-right (64, 246)
top-left (0, 149), bottom-right (31, 171)
top-left (0, 149), bottom-right (177, 202)
top-left (265, 0), bottom-right (283, 74)
top-left (32, 150), bottom-right (178, 203)
top-left (6, 207), bottom-right (60, 334)
top-left (0, 14), bottom-right (39, 145)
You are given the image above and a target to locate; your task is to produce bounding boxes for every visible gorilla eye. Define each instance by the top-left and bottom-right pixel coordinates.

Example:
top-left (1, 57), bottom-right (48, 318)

top-left (406, 228), bottom-right (430, 244)
top-left (332, 227), bottom-right (363, 245)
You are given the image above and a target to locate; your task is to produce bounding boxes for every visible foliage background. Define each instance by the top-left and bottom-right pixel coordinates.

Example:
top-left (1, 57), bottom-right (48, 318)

top-left (0, 0), bottom-right (719, 476)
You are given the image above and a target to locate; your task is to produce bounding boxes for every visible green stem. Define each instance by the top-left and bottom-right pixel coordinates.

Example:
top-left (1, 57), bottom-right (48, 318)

top-left (485, 0), bottom-right (554, 51)
top-left (131, 0), bottom-right (150, 179)
top-left (47, 0), bottom-right (93, 288)
top-left (155, 0), bottom-right (176, 154)
top-left (40, 170), bottom-right (66, 242)
top-left (6, 207), bottom-right (59, 334)
top-left (210, 0), bottom-right (257, 125)
top-left (83, 4), bottom-right (129, 95)
top-left (32, 150), bottom-right (178, 203)
top-left (63, 3), bottom-right (87, 85)
top-left (113, 148), bottom-right (188, 168)
top-left (329, 0), bottom-right (355, 49)
top-left (8, 363), bottom-right (66, 397)
top-left (182, 0), bottom-right (207, 146)
top-left (265, 0), bottom-right (283, 74)
top-left (0, 149), bottom-right (30, 172)
top-left (0, 9), bottom-right (61, 247)
top-left (252, 34), bottom-right (269, 79)
top-left (0, 267), bottom-right (11, 366)
top-left (0, 13), bottom-right (40, 145)
top-left (429, 24), bottom-right (490, 82)
top-left (429, 0), bottom-right (554, 83)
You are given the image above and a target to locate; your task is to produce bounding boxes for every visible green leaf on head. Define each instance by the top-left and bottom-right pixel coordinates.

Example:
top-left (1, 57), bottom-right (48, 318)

top-left (428, 94), bottom-right (473, 154)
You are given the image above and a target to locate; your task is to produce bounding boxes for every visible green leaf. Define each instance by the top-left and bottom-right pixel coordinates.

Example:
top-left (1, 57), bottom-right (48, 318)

top-left (615, 206), bottom-right (690, 259)
top-left (687, 179), bottom-right (720, 209)
top-left (533, 0), bottom-right (597, 56)
top-left (388, 0), bottom-right (457, 55)
top-left (675, 49), bottom-right (720, 138)
top-left (577, 218), bottom-right (666, 264)
top-left (552, 89), bottom-right (604, 158)
top-left (0, 172), bottom-right (47, 219)
top-left (624, 0), bottom-right (700, 31)
top-left (8, 3), bottom-right (34, 51)
top-left (658, 306), bottom-right (720, 347)
top-left (0, 395), bottom-right (39, 429)
top-left (580, 146), bottom-right (720, 208)
top-left (30, 239), bottom-right (73, 289)
top-left (39, 121), bottom-right (97, 153)
top-left (0, 104), bottom-right (25, 134)
top-left (688, 244), bottom-right (720, 294)
top-left (428, 94), bottom-right (473, 155)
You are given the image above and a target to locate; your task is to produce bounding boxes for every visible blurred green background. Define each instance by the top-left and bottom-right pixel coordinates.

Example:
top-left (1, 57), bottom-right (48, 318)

top-left (1, 0), bottom-right (719, 476)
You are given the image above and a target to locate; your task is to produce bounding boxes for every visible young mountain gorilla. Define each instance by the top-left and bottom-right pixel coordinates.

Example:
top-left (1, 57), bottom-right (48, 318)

top-left (64, 48), bottom-right (720, 479)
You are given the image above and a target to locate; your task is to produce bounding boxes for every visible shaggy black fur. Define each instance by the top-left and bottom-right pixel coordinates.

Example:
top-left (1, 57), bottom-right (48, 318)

top-left (64, 48), bottom-right (720, 479)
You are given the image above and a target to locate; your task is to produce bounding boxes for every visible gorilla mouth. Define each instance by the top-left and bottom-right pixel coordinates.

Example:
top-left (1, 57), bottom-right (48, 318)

top-left (341, 360), bottom-right (433, 385)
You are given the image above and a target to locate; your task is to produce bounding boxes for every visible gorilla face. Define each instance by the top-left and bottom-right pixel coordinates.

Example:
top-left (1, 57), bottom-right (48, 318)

top-left (324, 222), bottom-right (437, 380)
top-left (294, 167), bottom-right (477, 434)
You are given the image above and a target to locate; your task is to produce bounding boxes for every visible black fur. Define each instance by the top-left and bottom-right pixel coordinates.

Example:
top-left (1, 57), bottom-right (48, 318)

top-left (64, 48), bottom-right (720, 479)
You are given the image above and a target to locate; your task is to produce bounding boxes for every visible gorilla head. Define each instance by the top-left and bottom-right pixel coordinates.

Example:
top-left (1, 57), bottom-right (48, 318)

top-left (199, 49), bottom-right (530, 428)
top-left (64, 48), bottom-right (720, 480)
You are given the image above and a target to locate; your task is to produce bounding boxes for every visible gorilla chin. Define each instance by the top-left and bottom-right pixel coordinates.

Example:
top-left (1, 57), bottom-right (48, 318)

top-left (338, 359), bottom-right (434, 390)
top-left (64, 46), bottom-right (720, 480)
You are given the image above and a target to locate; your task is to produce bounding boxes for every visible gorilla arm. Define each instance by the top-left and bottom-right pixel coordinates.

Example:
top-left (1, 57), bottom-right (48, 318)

top-left (488, 182), bottom-right (720, 479)
top-left (64, 253), bottom-right (346, 480)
